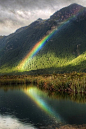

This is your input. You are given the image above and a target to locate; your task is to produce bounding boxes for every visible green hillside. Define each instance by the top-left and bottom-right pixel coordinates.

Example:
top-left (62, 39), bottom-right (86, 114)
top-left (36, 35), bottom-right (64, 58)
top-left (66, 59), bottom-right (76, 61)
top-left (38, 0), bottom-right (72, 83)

top-left (0, 3), bottom-right (86, 75)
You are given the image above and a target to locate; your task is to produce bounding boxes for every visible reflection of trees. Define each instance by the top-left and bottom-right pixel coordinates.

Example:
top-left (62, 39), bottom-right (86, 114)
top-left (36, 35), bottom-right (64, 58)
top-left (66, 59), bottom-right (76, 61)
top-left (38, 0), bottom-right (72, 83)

top-left (47, 91), bottom-right (86, 104)
top-left (38, 85), bottom-right (86, 104)
top-left (0, 83), bottom-right (86, 103)
top-left (0, 84), bottom-right (30, 92)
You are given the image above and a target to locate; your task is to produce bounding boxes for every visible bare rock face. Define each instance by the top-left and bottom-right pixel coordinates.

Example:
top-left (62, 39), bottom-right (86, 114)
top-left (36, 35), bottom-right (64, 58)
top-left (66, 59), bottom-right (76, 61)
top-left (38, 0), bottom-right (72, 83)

top-left (50, 3), bottom-right (84, 22)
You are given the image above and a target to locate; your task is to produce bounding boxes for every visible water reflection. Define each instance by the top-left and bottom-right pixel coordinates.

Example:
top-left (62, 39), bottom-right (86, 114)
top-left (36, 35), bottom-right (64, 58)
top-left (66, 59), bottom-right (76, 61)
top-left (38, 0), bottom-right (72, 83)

top-left (0, 85), bottom-right (61, 128)
top-left (0, 85), bottom-right (86, 128)
top-left (0, 115), bottom-right (37, 129)
top-left (24, 87), bottom-right (64, 124)
top-left (24, 86), bottom-right (86, 125)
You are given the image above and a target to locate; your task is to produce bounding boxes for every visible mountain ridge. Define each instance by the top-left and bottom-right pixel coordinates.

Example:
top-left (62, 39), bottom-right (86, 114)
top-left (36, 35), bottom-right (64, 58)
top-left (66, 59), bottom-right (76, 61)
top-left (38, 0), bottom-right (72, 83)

top-left (0, 3), bottom-right (86, 75)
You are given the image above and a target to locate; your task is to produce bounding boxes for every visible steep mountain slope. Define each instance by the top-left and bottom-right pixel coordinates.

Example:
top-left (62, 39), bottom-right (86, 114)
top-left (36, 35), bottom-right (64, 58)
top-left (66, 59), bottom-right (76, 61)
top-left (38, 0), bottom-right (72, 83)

top-left (0, 3), bottom-right (86, 74)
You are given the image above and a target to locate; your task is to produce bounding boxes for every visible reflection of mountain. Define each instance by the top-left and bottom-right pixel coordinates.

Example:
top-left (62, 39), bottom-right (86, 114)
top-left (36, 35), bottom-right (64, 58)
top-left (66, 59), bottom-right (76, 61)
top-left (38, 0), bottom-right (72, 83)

top-left (0, 3), bottom-right (86, 74)
top-left (0, 86), bottom-right (86, 128)
top-left (0, 87), bottom-right (59, 128)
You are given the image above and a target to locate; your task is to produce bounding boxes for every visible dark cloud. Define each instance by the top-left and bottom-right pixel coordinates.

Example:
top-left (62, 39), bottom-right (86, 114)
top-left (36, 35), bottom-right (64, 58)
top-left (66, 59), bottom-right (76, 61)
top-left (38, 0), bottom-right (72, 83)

top-left (0, 0), bottom-right (56, 10)
top-left (0, 0), bottom-right (85, 35)
top-left (0, 0), bottom-right (85, 10)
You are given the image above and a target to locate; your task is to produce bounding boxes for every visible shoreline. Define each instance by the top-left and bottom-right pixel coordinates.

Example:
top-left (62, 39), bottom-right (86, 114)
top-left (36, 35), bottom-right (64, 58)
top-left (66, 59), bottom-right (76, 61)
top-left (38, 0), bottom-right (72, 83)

top-left (0, 72), bottom-right (86, 94)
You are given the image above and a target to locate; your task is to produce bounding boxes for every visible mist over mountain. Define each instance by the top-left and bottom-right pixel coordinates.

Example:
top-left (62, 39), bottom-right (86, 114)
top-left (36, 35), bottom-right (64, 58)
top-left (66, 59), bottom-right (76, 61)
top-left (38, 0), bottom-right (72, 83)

top-left (0, 3), bottom-right (86, 74)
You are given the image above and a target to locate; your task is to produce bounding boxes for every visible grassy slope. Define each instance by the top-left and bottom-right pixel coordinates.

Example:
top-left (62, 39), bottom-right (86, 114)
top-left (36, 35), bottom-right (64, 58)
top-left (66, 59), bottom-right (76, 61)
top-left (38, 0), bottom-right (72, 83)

top-left (0, 52), bottom-right (86, 75)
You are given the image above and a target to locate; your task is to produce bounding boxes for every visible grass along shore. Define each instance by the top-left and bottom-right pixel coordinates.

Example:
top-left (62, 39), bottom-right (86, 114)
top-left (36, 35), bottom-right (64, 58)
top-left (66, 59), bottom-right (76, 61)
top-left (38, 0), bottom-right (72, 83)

top-left (0, 72), bottom-right (86, 94)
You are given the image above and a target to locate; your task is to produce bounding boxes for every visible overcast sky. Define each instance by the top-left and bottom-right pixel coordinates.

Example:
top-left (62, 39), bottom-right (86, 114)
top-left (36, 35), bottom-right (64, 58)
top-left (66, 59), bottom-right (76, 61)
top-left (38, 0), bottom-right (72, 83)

top-left (0, 0), bottom-right (86, 35)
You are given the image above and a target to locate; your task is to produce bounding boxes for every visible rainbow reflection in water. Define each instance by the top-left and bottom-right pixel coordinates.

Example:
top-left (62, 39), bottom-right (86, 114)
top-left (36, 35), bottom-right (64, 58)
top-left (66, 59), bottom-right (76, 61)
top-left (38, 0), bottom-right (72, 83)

top-left (24, 87), bottom-right (64, 124)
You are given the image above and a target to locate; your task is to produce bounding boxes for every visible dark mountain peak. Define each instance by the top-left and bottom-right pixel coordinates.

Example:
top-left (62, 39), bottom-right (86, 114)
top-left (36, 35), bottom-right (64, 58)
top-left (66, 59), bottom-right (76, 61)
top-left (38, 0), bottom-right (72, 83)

top-left (37, 18), bottom-right (43, 21)
top-left (68, 3), bottom-right (83, 8)
top-left (50, 3), bottom-right (84, 22)
top-left (27, 18), bottom-right (44, 29)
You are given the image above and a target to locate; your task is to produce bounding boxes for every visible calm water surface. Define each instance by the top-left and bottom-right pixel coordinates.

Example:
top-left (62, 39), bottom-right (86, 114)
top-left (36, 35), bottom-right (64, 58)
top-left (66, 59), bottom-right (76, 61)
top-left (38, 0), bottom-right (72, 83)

top-left (0, 85), bottom-right (86, 129)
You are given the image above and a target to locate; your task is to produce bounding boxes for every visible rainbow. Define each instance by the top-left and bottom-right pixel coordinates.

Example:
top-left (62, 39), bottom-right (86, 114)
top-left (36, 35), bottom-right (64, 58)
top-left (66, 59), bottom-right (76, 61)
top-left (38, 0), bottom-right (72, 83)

top-left (18, 6), bottom-right (84, 70)
top-left (24, 87), bottom-right (63, 123)
top-left (18, 29), bottom-right (57, 70)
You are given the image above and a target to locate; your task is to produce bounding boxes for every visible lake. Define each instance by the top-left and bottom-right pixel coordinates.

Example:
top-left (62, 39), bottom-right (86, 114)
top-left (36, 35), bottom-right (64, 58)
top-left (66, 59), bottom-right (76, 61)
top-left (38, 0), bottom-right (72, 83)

top-left (0, 85), bottom-right (86, 129)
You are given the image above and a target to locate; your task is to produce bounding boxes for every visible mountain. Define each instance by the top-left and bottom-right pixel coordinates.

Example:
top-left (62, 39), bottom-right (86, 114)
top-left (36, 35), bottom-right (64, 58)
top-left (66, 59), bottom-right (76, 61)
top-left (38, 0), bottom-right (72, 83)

top-left (0, 3), bottom-right (86, 75)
